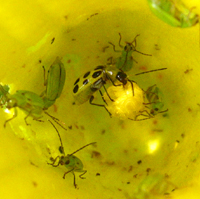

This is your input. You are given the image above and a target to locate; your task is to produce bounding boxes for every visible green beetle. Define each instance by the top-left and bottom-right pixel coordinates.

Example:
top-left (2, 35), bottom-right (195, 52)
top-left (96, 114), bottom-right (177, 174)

top-left (1, 58), bottom-right (66, 127)
top-left (145, 84), bottom-right (167, 116)
top-left (48, 120), bottom-right (96, 188)
top-left (4, 90), bottom-right (44, 127)
top-left (108, 33), bottom-right (151, 72)
top-left (42, 57), bottom-right (66, 109)
top-left (147, 0), bottom-right (199, 28)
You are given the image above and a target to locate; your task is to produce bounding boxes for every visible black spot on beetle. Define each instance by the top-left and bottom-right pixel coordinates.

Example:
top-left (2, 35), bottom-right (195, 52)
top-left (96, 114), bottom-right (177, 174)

top-left (91, 87), bottom-right (99, 92)
top-left (74, 78), bottom-right (80, 85)
top-left (65, 160), bottom-right (70, 165)
top-left (73, 85), bottom-right (79, 93)
top-left (83, 79), bottom-right (89, 85)
top-left (92, 78), bottom-right (102, 87)
top-left (94, 65), bottom-right (104, 70)
top-left (83, 71), bottom-right (90, 78)
top-left (92, 70), bottom-right (102, 78)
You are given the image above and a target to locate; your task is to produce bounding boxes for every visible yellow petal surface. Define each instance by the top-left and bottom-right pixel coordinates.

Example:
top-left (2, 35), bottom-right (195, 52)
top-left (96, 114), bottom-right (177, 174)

top-left (0, 0), bottom-right (200, 199)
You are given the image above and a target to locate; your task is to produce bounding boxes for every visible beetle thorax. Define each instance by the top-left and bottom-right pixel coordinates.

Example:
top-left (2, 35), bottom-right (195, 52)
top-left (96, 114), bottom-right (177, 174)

top-left (105, 66), bottom-right (121, 83)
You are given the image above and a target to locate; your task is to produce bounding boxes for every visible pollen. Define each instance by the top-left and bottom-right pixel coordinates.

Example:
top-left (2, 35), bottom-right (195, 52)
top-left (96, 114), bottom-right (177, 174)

top-left (103, 81), bottom-right (145, 120)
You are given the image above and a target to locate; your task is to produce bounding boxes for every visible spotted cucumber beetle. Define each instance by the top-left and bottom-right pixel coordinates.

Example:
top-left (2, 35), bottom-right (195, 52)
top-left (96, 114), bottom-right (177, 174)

top-left (147, 0), bottom-right (199, 28)
top-left (145, 84), bottom-right (168, 116)
top-left (73, 64), bottom-right (136, 114)
top-left (108, 33), bottom-right (151, 72)
top-left (73, 65), bottom-right (167, 116)
top-left (48, 120), bottom-right (96, 188)
top-left (1, 88), bottom-right (66, 128)
top-left (42, 57), bottom-right (66, 110)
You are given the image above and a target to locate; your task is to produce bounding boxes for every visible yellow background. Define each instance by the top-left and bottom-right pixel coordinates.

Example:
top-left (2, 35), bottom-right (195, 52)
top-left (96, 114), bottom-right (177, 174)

top-left (0, 0), bottom-right (200, 198)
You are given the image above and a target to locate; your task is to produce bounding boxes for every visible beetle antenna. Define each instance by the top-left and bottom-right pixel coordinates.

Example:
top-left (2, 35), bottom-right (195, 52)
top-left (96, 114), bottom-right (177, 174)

top-left (130, 34), bottom-right (140, 45)
top-left (48, 119), bottom-right (65, 155)
top-left (135, 68), bottom-right (167, 76)
top-left (69, 142), bottom-right (97, 156)
top-left (158, 109), bottom-right (168, 114)
top-left (44, 111), bottom-right (68, 131)
top-left (118, 32), bottom-right (123, 48)
top-left (42, 65), bottom-right (47, 86)
top-left (126, 34), bottom-right (152, 56)
top-left (134, 49), bottom-right (152, 56)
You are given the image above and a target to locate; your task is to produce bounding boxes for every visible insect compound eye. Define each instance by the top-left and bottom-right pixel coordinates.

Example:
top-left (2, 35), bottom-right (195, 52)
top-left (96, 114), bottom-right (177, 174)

top-left (94, 65), bottom-right (105, 70)
top-left (73, 84), bottom-right (79, 94)
top-left (83, 71), bottom-right (90, 78)
top-left (116, 72), bottom-right (127, 85)
top-left (65, 160), bottom-right (70, 165)
top-left (59, 146), bottom-right (64, 154)
top-left (60, 156), bottom-right (65, 165)
top-left (92, 70), bottom-right (102, 78)
top-left (124, 43), bottom-right (133, 51)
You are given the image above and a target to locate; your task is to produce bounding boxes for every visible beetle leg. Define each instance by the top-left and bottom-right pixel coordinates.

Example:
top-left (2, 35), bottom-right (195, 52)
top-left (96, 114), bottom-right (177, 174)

top-left (47, 156), bottom-right (61, 167)
top-left (79, 170), bottom-right (87, 179)
top-left (44, 111), bottom-right (67, 131)
top-left (102, 83), bottom-right (114, 102)
top-left (4, 108), bottom-right (18, 128)
top-left (89, 96), bottom-right (112, 117)
top-left (63, 168), bottom-right (74, 179)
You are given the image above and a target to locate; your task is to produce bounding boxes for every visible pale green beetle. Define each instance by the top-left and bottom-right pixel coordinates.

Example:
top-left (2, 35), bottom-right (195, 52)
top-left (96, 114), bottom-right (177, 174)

top-left (42, 57), bottom-right (66, 109)
top-left (4, 90), bottom-right (45, 127)
top-left (108, 33), bottom-right (151, 72)
top-left (145, 84), bottom-right (168, 116)
top-left (48, 120), bottom-right (96, 188)
top-left (147, 0), bottom-right (199, 28)
top-left (1, 58), bottom-right (66, 128)
top-left (134, 173), bottom-right (177, 198)
top-left (2, 88), bottom-right (66, 129)
top-left (0, 85), bottom-right (45, 127)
